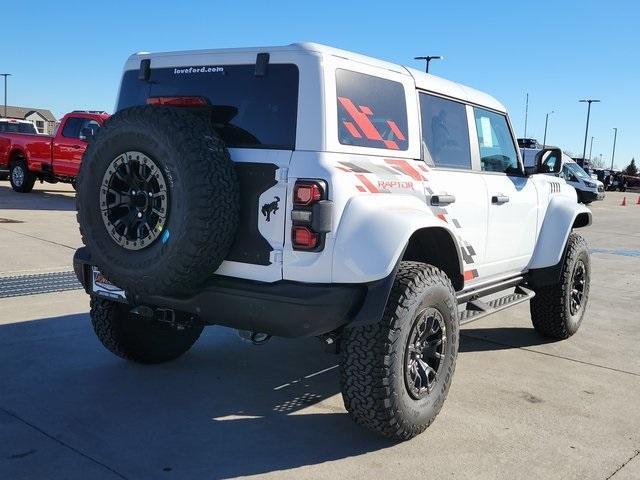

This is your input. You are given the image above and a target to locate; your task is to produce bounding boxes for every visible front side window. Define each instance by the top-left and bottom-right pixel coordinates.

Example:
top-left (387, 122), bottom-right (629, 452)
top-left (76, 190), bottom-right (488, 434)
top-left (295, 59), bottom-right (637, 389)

top-left (62, 117), bottom-right (84, 138)
top-left (473, 108), bottom-right (520, 174)
top-left (419, 93), bottom-right (471, 169)
top-left (336, 69), bottom-right (408, 151)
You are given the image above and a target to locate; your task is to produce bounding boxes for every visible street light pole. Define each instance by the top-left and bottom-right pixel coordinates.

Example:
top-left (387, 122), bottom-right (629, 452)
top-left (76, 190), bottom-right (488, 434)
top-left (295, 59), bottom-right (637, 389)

top-left (610, 127), bottom-right (618, 170)
top-left (0, 73), bottom-right (11, 118)
top-left (588, 136), bottom-right (594, 160)
top-left (414, 55), bottom-right (443, 73)
top-left (524, 93), bottom-right (529, 138)
top-left (542, 110), bottom-right (554, 148)
top-left (579, 99), bottom-right (600, 163)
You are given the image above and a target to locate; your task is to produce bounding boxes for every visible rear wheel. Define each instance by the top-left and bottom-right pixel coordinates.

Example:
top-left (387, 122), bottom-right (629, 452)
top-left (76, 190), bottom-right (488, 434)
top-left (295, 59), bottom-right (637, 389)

top-left (530, 233), bottom-right (590, 339)
top-left (340, 262), bottom-right (459, 440)
top-left (90, 297), bottom-right (203, 364)
top-left (9, 159), bottom-right (36, 193)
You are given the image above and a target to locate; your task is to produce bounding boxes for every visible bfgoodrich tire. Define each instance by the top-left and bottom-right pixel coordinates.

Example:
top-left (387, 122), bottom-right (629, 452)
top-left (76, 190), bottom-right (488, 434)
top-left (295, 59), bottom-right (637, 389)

top-left (530, 233), bottom-right (590, 339)
top-left (9, 159), bottom-right (36, 193)
top-left (90, 297), bottom-right (203, 364)
top-left (76, 106), bottom-right (239, 296)
top-left (340, 262), bottom-right (459, 440)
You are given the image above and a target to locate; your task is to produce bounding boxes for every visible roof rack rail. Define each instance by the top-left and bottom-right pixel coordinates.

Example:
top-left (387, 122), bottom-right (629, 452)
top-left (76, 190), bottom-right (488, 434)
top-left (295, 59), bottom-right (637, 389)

top-left (72, 110), bottom-right (108, 114)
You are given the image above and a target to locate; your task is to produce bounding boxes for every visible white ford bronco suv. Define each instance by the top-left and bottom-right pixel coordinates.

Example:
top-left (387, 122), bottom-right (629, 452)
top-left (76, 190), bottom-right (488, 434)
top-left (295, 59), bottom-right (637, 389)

top-left (73, 43), bottom-right (592, 440)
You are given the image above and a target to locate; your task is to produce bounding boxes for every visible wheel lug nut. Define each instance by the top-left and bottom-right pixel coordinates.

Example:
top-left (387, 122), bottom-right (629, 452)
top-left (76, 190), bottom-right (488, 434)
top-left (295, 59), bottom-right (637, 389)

top-left (132, 190), bottom-right (136, 195)
top-left (137, 212), bottom-right (142, 218)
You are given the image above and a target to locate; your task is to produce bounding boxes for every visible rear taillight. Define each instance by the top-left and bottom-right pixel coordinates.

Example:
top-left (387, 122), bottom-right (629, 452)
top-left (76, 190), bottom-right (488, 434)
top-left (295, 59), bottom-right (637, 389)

top-left (294, 182), bottom-right (323, 205)
top-left (146, 96), bottom-right (208, 107)
top-left (291, 180), bottom-right (331, 251)
top-left (292, 226), bottom-right (319, 250)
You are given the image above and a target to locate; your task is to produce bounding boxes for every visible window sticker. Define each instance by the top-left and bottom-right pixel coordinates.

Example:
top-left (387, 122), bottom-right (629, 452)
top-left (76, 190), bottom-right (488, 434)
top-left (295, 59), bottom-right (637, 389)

top-left (480, 116), bottom-right (493, 148)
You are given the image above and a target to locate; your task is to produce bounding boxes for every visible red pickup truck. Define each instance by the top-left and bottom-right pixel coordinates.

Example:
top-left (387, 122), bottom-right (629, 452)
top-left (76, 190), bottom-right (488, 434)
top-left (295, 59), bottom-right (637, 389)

top-left (0, 111), bottom-right (109, 192)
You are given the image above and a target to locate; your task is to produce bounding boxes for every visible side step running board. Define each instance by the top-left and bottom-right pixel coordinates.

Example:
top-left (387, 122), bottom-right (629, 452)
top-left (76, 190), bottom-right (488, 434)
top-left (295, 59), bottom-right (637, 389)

top-left (458, 285), bottom-right (535, 325)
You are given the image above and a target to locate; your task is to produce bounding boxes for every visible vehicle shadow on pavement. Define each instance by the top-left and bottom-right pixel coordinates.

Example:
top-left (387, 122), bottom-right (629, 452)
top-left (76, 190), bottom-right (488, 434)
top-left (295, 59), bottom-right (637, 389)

top-left (459, 327), bottom-right (558, 353)
top-left (0, 313), bottom-right (392, 480)
top-left (0, 185), bottom-right (75, 211)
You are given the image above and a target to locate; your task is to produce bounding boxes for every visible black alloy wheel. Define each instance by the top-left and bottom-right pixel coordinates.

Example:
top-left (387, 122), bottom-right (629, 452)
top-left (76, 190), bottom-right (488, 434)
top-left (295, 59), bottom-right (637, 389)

top-left (100, 151), bottom-right (168, 250)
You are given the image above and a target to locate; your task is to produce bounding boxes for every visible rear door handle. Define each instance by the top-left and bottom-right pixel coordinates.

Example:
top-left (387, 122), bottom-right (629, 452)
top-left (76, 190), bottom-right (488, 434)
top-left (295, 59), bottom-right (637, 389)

top-left (492, 194), bottom-right (510, 204)
top-left (430, 194), bottom-right (456, 206)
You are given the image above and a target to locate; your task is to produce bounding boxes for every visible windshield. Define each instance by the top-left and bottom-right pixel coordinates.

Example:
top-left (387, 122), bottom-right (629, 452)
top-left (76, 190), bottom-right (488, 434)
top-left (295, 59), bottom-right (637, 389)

top-left (565, 162), bottom-right (590, 180)
top-left (117, 64), bottom-right (299, 150)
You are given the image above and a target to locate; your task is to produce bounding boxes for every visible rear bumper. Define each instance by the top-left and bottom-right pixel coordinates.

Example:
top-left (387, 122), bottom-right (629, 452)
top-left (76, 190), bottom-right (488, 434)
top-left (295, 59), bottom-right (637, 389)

top-left (73, 247), bottom-right (379, 338)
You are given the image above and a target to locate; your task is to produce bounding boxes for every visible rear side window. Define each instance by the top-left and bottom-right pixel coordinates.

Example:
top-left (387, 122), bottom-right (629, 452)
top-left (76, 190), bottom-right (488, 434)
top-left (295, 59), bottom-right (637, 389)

top-left (473, 108), bottom-right (520, 174)
top-left (117, 64), bottom-right (299, 150)
top-left (0, 121), bottom-right (37, 134)
top-left (62, 117), bottom-right (84, 138)
top-left (336, 69), bottom-right (408, 151)
top-left (419, 93), bottom-right (471, 169)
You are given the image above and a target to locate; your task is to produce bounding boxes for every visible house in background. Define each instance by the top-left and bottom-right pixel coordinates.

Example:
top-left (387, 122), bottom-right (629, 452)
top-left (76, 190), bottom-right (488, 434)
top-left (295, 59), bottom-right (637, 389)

top-left (1, 105), bottom-right (58, 135)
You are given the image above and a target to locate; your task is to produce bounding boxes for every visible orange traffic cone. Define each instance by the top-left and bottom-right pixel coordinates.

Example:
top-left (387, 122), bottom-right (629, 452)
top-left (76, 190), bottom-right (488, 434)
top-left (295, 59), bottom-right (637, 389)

top-left (620, 196), bottom-right (627, 206)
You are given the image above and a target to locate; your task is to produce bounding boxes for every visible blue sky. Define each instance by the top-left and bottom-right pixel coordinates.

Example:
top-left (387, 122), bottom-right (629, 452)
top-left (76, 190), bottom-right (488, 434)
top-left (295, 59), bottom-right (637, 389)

top-left (3, 0), bottom-right (637, 169)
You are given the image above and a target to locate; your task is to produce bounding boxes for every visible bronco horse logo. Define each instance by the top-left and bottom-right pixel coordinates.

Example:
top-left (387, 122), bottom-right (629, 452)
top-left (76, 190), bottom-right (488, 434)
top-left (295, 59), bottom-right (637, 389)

top-left (261, 196), bottom-right (280, 222)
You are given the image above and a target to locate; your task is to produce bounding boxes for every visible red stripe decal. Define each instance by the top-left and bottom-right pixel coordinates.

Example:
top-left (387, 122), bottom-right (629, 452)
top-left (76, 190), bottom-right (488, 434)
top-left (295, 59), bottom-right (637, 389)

top-left (336, 166), bottom-right (352, 172)
top-left (464, 270), bottom-right (475, 281)
top-left (437, 213), bottom-right (447, 223)
top-left (343, 121), bottom-right (362, 139)
top-left (386, 120), bottom-right (406, 141)
top-left (384, 159), bottom-right (424, 181)
top-left (338, 97), bottom-right (383, 141)
top-left (359, 105), bottom-right (373, 115)
top-left (356, 185), bottom-right (366, 192)
top-left (383, 140), bottom-right (400, 150)
top-left (356, 174), bottom-right (380, 193)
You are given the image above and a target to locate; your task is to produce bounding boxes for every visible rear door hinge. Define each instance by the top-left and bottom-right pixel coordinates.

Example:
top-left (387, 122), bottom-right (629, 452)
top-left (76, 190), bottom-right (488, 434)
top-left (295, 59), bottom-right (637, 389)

top-left (272, 249), bottom-right (284, 265)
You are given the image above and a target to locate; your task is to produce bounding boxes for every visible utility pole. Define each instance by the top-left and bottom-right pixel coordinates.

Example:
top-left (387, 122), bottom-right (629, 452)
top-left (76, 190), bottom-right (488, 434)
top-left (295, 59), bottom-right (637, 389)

top-left (610, 127), bottom-right (618, 170)
top-left (579, 99), bottom-right (600, 163)
top-left (414, 55), bottom-right (443, 73)
top-left (588, 136), bottom-right (594, 161)
top-left (542, 110), bottom-right (554, 148)
top-left (0, 74), bottom-right (11, 118)
top-left (524, 93), bottom-right (529, 138)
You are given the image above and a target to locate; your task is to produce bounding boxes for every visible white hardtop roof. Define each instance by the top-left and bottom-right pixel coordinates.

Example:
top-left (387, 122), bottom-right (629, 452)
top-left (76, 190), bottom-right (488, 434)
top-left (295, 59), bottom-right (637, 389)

top-left (128, 42), bottom-right (506, 113)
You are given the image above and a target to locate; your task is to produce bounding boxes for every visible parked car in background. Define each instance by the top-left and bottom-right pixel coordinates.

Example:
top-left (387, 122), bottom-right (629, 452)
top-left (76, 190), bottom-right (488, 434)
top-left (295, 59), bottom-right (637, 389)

top-left (0, 110), bottom-right (109, 192)
top-left (520, 149), bottom-right (604, 204)
top-left (559, 155), bottom-right (605, 204)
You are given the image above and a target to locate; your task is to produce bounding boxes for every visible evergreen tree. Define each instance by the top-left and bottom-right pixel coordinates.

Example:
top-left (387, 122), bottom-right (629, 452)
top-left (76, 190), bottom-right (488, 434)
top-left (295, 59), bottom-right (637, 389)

top-left (624, 158), bottom-right (637, 176)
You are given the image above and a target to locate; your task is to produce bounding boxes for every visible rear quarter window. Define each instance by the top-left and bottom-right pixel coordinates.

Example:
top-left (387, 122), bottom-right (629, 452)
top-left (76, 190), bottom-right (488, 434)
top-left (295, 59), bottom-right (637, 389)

top-left (117, 64), bottom-right (299, 150)
top-left (336, 69), bottom-right (409, 151)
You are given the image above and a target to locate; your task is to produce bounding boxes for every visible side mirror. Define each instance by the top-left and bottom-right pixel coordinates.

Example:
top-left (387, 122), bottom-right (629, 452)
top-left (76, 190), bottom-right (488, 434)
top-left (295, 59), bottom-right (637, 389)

top-left (531, 147), bottom-right (562, 175)
top-left (79, 127), bottom-right (94, 142)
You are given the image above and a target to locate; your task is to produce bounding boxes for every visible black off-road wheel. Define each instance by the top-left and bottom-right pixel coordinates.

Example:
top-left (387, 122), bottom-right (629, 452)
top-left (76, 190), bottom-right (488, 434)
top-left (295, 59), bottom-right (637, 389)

top-left (340, 262), bottom-right (459, 441)
top-left (530, 233), bottom-right (590, 339)
top-left (76, 106), bottom-right (239, 296)
top-left (90, 297), bottom-right (203, 364)
top-left (9, 158), bottom-right (36, 193)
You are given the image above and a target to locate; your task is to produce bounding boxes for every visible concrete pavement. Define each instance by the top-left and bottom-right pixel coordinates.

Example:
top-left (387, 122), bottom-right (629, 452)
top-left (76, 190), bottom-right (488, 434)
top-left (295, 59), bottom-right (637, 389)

top-left (1, 183), bottom-right (639, 479)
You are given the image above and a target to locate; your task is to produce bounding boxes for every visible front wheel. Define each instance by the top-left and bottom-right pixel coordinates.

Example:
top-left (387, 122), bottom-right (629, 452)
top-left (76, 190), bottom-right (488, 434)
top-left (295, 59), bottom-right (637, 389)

top-left (530, 233), bottom-right (590, 339)
top-left (340, 262), bottom-right (459, 440)
top-left (90, 297), bottom-right (204, 364)
top-left (9, 159), bottom-right (36, 193)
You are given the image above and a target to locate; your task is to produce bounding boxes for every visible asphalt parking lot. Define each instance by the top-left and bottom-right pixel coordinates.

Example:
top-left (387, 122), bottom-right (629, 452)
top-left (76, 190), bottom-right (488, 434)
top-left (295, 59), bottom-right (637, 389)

top-left (0, 182), bottom-right (639, 480)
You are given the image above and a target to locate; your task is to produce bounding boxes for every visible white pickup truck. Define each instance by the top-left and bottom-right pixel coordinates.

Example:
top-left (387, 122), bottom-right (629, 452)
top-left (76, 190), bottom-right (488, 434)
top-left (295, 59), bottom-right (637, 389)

top-left (73, 43), bottom-right (592, 440)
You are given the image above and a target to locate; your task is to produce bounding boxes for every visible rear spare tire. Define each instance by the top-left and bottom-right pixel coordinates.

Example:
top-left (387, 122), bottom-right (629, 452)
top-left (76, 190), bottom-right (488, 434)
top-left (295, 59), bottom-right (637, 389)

top-left (76, 106), bottom-right (239, 296)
